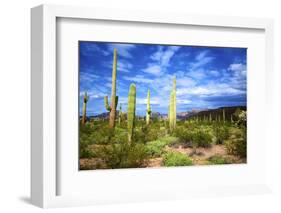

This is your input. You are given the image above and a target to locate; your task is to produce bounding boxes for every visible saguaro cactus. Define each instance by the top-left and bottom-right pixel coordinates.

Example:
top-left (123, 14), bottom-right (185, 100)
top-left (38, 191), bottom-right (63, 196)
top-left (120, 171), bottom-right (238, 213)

top-left (104, 48), bottom-right (118, 128)
top-left (82, 92), bottom-right (89, 125)
top-left (146, 89), bottom-right (151, 125)
top-left (127, 84), bottom-right (136, 143)
top-left (222, 108), bottom-right (225, 123)
top-left (169, 77), bottom-right (177, 131)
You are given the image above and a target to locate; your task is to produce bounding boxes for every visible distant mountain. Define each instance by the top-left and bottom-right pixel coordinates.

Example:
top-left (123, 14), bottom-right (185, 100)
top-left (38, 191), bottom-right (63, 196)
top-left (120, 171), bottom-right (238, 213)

top-left (177, 106), bottom-right (246, 121)
top-left (83, 106), bottom-right (246, 122)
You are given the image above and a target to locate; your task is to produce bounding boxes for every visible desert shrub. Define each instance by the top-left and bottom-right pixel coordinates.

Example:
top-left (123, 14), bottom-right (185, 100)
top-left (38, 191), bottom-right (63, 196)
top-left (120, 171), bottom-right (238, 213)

top-left (234, 109), bottom-right (247, 127)
top-left (134, 122), bottom-right (164, 143)
top-left (79, 134), bottom-right (95, 158)
top-left (192, 129), bottom-right (212, 148)
top-left (96, 142), bottom-right (149, 169)
top-left (90, 127), bottom-right (115, 145)
top-left (225, 128), bottom-right (246, 158)
top-left (173, 127), bottom-right (193, 147)
top-left (208, 155), bottom-right (231, 164)
top-left (134, 124), bottom-right (149, 143)
top-left (146, 137), bottom-right (178, 157)
top-left (213, 124), bottom-right (230, 144)
top-left (79, 123), bottom-right (96, 158)
top-left (174, 127), bottom-right (212, 148)
top-left (163, 152), bottom-right (193, 167)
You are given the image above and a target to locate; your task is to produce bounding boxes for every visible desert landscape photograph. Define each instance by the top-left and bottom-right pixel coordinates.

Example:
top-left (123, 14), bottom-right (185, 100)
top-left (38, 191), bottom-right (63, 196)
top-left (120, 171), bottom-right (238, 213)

top-left (78, 41), bottom-right (247, 170)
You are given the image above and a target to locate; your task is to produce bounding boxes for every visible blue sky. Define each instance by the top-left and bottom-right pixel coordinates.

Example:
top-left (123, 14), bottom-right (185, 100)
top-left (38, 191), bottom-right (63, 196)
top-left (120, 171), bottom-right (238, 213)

top-left (79, 41), bottom-right (246, 116)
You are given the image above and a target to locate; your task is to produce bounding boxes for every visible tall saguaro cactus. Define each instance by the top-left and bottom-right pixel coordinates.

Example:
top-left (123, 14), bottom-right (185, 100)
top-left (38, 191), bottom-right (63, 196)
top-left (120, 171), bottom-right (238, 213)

top-left (82, 92), bottom-right (89, 125)
top-left (146, 89), bottom-right (151, 125)
top-left (222, 108), bottom-right (225, 123)
top-left (169, 77), bottom-right (177, 131)
top-left (104, 48), bottom-right (118, 128)
top-left (127, 84), bottom-right (136, 143)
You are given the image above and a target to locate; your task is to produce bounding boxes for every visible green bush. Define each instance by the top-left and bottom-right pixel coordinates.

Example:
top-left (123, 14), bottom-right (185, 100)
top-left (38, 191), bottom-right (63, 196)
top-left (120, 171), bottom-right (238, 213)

top-left (192, 129), bottom-right (212, 148)
top-left (79, 123), bottom-right (95, 158)
top-left (174, 126), bottom-right (212, 148)
top-left (225, 128), bottom-right (246, 158)
top-left (208, 155), bottom-right (231, 164)
top-left (174, 127), bottom-right (193, 147)
top-left (234, 109), bottom-right (247, 127)
top-left (79, 134), bottom-right (95, 158)
top-left (146, 137), bottom-right (178, 157)
top-left (134, 122), bottom-right (164, 143)
top-left (96, 142), bottom-right (149, 169)
top-left (213, 124), bottom-right (230, 144)
top-left (163, 152), bottom-right (193, 167)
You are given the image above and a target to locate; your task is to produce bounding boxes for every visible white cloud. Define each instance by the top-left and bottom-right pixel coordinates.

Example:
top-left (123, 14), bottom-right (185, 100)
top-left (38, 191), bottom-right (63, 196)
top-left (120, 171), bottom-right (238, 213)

top-left (151, 46), bottom-right (181, 67)
top-left (176, 76), bottom-right (196, 88)
top-left (209, 70), bottom-right (220, 77)
top-left (177, 99), bottom-right (192, 104)
top-left (177, 82), bottom-right (245, 97)
top-left (137, 98), bottom-right (159, 105)
top-left (228, 63), bottom-right (246, 77)
top-left (142, 64), bottom-right (161, 75)
top-left (186, 69), bottom-right (206, 80)
top-left (123, 75), bottom-right (154, 84)
top-left (80, 72), bottom-right (99, 82)
top-left (104, 82), bottom-right (113, 88)
top-left (79, 91), bottom-right (105, 99)
top-left (228, 63), bottom-right (245, 72)
top-left (117, 60), bottom-right (133, 73)
top-left (188, 50), bottom-right (214, 72)
top-left (143, 46), bottom-right (181, 75)
top-left (107, 44), bottom-right (136, 58)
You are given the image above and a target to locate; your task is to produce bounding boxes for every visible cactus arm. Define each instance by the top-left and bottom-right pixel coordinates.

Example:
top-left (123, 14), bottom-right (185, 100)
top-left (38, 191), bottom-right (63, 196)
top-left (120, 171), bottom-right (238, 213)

top-left (104, 96), bottom-right (111, 111)
top-left (127, 84), bottom-right (136, 143)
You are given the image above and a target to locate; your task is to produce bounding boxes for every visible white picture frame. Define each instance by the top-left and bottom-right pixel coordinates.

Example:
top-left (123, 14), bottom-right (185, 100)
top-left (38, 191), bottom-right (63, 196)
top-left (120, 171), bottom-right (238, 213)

top-left (31, 4), bottom-right (274, 208)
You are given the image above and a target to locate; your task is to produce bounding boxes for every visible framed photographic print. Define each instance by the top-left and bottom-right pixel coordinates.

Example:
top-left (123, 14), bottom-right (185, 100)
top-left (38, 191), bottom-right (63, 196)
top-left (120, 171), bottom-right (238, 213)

top-left (31, 4), bottom-right (274, 208)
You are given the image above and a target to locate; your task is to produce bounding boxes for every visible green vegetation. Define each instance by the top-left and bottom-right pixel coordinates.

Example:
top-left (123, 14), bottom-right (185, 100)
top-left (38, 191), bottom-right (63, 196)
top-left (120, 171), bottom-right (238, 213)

top-left (208, 155), bottom-right (231, 165)
top-left (146, 137), bottom-right (178, 157)
top-left (97, 142), bottom-right (149, 169)
top-left (174, 126), bottom-right (212, 148)
top-left (79, 113), bottom-right (247, 170)
top-left (79, 49), bottom-right (247, 170)
top-left (213, 124), bottom-right (230, 145)
top-left (163, 152), bottom-right (193, 167)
